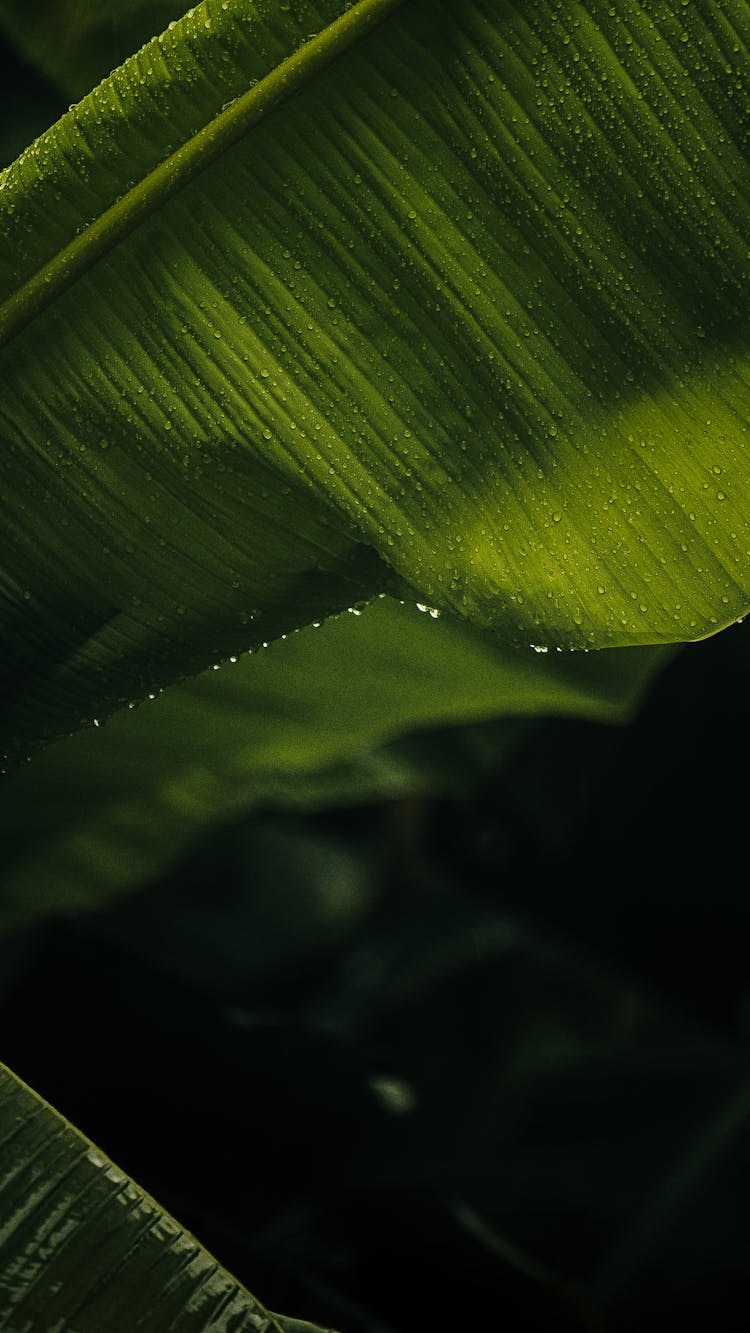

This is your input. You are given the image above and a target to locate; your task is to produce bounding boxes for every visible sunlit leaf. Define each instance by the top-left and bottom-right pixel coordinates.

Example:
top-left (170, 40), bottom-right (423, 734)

top-left (1, 0), bottom-right (749, 762)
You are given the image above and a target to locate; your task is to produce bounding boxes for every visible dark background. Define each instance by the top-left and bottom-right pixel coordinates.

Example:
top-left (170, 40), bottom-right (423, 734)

top-left (3, 19), bottom-right (750, 1333)
top-left (3, 614), bottom-right (750, 1333)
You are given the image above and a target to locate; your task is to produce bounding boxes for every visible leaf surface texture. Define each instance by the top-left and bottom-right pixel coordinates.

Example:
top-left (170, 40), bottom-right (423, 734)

top-left (1, 0), bottom-right (749, 759)
top-left (0, 1061), bottom-right (334, 1331)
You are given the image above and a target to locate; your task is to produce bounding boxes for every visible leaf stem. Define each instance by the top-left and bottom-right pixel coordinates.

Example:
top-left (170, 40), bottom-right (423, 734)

top-left (0, 0), bottom-right (406, 347)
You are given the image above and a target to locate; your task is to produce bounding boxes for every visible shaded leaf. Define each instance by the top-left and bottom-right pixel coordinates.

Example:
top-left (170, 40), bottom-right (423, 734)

top-left (0, 1061), bottom-right (333, 1332)
top-left (0, 35), bottom-right (64, 168)
top-left (1, 0), bottom-right (750, 761)
top-left (0, 0), bottom-right (188, 98)
top-left (0, 596), bottom-right (667, 930)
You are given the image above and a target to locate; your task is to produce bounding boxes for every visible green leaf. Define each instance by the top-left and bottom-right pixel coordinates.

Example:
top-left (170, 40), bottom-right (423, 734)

top-left (0, 596), bottom-right (667, 930)
top-left (0, 1061), bottom-right (335, 1332)
top-left (2, 0), bottom-right (750, 762)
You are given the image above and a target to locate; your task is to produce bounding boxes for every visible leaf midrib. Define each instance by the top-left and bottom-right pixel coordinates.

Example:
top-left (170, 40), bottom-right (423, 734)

top-left (0, 0), bottom-right (407, 349)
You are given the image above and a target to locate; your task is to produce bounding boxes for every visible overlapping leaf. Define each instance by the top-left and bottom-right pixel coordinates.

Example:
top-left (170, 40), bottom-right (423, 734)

top-left (1, 0), bottom-right (749, 763)
top-left (0, 596), bottom-right (667, 930)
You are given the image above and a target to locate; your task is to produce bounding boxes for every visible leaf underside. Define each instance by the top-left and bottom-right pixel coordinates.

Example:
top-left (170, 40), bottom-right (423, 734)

top-left (1, 0), bottom-right (749, 760)
top-left (0, 595), bottom-right (668, 930)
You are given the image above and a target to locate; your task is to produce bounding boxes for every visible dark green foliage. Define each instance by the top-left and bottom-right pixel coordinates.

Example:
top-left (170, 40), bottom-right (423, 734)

top-left (4, 623), bottom-right (750, 1330)
top-left (2, 2), bottom-right (750, 1331)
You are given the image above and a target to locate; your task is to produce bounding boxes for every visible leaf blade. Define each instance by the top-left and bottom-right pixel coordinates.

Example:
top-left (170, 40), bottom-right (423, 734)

top-left (0, 596), bottom-right (669, 929)
top-left (2, 0), bottom-right (750, 759)
top-left (0, 0), bottom-right (407, 344)
top-left (0, 1060), bottom-right (332, 1332)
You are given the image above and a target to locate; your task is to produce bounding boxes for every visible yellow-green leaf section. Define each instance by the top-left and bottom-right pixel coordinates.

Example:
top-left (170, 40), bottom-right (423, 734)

top-left (0, 1061), bottom-right (335, 1331)
top-left (1, 0), bottom-right (749, 762)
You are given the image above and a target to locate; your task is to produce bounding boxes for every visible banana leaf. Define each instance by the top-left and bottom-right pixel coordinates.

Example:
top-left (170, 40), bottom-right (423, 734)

top-left (0, 1060), bottom-right (335, 1331)
top-left (0, 596), bottom-right (668, 930)
top-left (1, 0), bottom-right (749, 765)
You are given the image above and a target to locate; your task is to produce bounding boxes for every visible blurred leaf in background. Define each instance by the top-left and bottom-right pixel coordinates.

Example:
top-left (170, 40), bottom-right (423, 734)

top-left (0, 0), bottom-right (187, 98)
top-left (0, 15), bottom-right (63, 165)
top-left (0, 597), bottom-right (666, 933)
top-left (4, 620), bottom-right (750, 1331)
top-left (2, 1), bottom-right (750, 1331)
